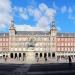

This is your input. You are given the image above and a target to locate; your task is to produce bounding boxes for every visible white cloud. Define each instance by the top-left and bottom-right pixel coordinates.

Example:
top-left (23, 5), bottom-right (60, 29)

top-left (68, 7), bottom-right (73, 13)
top-left (0, 0), bottom-right (12, 29)
top-left (61, 6), bottom-right (73, 14)
top-left (53, 2), bottom-right (58, 10)
top-left (61, 6), bottom-right (67, 13)
top-left (18, 7), bottom-right (29, 20)
top-left (19, 12), bottom-right (29, 20)
top-left (36, 16), bottom-right (49, 28)
top-left (15, 24), bottom-right (49, 31)
top-left (45, 8), bottom-right (56, 21)
top-left (14, 3), bottom-right (56, 31)
top-left (68, 14), bottom-right (75, 21)
top-left (27, 6), bottom-right (34, 16)
top-left (33, 9), bottom-right (42, 21)
top-left (39, 3), bottom-right (48, 12)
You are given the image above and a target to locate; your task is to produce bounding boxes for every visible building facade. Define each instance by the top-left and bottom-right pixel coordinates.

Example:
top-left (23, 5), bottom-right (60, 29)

top-left (0, 19), bottom-right (75, 64)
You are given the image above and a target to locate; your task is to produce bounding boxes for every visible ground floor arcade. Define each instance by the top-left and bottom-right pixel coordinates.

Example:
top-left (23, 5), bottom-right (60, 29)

top-left (0, 51), bottom-right (75, 63)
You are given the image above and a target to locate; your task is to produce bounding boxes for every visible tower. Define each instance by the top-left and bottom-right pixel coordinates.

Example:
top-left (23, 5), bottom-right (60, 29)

top-left (9, 17), bottom-right (16, 36)
top-left (50, 19), bottom-right (57, 59)
top-left (50, 19), bottom-right (57, 36)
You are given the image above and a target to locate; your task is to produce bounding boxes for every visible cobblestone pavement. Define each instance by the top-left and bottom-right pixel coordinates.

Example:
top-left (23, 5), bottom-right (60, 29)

top-left (0, 58), bottom-right (74, 64)
top-left (0, 63), bottom-right (75, 75)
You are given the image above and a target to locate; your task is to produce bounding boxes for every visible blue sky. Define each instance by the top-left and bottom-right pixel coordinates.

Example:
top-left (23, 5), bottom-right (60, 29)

top-left (0, 0), bottom-right (75, 32)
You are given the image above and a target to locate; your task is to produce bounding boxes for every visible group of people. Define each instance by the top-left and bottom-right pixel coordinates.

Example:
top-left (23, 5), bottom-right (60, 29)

top-left (36, 57), bottom-right (47, 62)
top-left (57, 56), bottom-right (72, 63)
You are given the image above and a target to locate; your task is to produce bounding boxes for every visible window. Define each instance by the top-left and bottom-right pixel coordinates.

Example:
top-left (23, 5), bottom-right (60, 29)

top-left (58, 47), bottom-right (60, 51)
top-left (61, 47), bottom-right (64, 51)
top-left (49, 37), bottom-right (50, 40)
top-left (58, 38), bottom-right (60, 41)
top-left (61, 42), bottom-right (64, 46)
top-left (71, 47), bottom-right (73, 51)
top-left (65, 47), bottom-right (67, 51)
top-left (65, 38), bottom-right (67, 41)
top-left (68, 38), bottom-right (70, 41)
top-left (19, 38), bottom-right (21, 41)
top-left (71, 38), bottom-right (73, 41)
top-left (0, 38), bottom-right (2, 41)
top-left (6, 38), bottom-right (8, 41)
top-left (71, 42), bottom-right (73, 46)
top-left (68, 43), bottom-right (70, 46)
top-left (3, 38), bottom-right (5, 41)
top-left (65, 43), bottom-right (67, 46)
top-left (61, 38), bottom-right (64, 41)
top-left (0, 43), bottom-right (2, 46)
top-left (68, 48), bottom-right (70, 51)
top-left (5, 43), bottom-right (8, 46)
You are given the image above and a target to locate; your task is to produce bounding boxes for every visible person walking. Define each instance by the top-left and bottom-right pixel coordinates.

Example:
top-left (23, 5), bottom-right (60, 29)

top-left (68, 56), bottom-right (71, 63)
top-left (68, 56), bottom-right (72, 68)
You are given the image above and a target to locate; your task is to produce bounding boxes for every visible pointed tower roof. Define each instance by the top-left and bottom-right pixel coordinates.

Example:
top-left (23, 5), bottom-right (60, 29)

top-left (9, 17), bottom-right (15, 30)
top-left (50, 17), bottom-right (57, 30)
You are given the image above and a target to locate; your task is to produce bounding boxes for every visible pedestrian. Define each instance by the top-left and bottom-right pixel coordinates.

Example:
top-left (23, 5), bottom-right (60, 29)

top-left (45, 57), bottom-right (47, 61)
top-left (68, 56), bottom-right (71, 63)
top-left (68, 56), bottom-right (72, 67)
top-left (37, 57), bottom-right (39, 62)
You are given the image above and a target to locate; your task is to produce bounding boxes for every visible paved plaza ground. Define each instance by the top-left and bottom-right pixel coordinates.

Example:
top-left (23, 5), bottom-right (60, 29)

top-left (0, 63), bottom-right (75, 75)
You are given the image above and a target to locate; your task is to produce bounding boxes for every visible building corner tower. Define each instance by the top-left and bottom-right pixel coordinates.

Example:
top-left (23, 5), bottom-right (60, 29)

top-left (9, 17), bottom-right (16, 36)
top-left (50, 19), bottom-right (57, 59)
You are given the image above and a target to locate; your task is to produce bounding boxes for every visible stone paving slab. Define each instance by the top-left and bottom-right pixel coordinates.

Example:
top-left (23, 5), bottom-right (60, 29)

top-left (0, 63), bottom-right (74, 75)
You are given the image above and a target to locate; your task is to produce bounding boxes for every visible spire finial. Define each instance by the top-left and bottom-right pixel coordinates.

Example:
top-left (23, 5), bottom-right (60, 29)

top-left (51, 16), bottom-right (55, 27)
top-left (10, 16), bottom-right (14, 26)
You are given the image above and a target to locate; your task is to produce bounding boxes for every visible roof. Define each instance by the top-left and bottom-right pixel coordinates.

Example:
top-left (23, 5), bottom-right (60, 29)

top-left (16, 31), bottom-right (49, 35)
top-left (0, 33), bottom-right (9, 37)
top-left (57, 32), bottom-right (75, 37)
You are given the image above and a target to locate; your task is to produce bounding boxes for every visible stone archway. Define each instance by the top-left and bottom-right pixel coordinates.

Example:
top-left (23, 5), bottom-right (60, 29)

top-left (10, 53), bottom-right (13, 58)
top-left (15, 53), bottom-right (17, 59)
top-left (23, 53), bottom-right (25, 61)
top-left (19, 53), bottom-right (21, 60)
top-left (44, 53), bottom-right (47, 58)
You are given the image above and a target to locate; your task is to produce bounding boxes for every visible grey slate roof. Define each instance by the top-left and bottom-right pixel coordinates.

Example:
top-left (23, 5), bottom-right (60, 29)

top-left (16, 31), bottom-right (48, 35)
top-left (0, 33), bottom-right (9, 37)
top-left (57, 32), bottom-right (75, 37)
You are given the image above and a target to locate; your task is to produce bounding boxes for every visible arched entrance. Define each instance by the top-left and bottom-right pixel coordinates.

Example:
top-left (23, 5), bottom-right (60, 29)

top-left (23, 53), bottom-right (25, 61)
top-left (44, 53), bottom-right (47, 58)
top-left (10, 53), bottom-right (13, 58)
top-left (15, 53), bottom-right (17, 58)
top-left (52, 52), bottom-right (55, 58)
top-left (19, 53), bottom-right (21, 60)
top-left (19, 53), bottom-right (21, 58)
